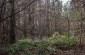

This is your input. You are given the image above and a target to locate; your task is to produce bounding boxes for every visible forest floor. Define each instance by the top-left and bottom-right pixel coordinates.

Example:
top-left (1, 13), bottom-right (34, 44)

top-left (53, 46), bottom-right (85, 55)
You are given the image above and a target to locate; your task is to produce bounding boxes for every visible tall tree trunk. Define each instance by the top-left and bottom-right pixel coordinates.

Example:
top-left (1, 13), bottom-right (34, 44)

top-left (9, 0), bottom-right (16, 44)
top-left (45, 0), bottom-right (49, 36)
top-left (0, 0), bottom-right (9, 55)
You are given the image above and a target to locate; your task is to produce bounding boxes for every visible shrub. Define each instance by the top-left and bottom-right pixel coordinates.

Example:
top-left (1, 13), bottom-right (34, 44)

top-left (9, 39), bottom-right (54, 55)
top-left (9, 32), bottom-right (78, 55)
top-left (48, 32), bottom-right (78, 47)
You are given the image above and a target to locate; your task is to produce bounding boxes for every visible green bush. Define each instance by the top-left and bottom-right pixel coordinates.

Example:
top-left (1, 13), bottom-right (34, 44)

top-left (47, 32), bottom-right (78, 46)
top-left (9, 32), bottom-right (78, 55)
top-left (9, 39), bottom-right (54, 55)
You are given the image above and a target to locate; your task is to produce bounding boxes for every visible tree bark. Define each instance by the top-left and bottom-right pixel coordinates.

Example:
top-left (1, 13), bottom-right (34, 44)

top-left (9, 0), bottom-right (16, 44)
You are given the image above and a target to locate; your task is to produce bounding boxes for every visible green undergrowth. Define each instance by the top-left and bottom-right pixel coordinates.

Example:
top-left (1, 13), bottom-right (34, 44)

top-left (9, 39), bottom-right (54, 55)
top-left (8, 32), bottom-right (79, 55)
top-left (0, 32), bottom-right (79, 55)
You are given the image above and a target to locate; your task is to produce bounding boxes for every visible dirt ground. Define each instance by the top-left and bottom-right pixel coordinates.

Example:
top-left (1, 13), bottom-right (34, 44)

top-left (52, 46), bottom-right (85, 55)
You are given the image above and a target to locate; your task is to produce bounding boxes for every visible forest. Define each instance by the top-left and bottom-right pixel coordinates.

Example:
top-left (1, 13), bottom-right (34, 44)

top-left (0, 0), bottom-right (85, 55)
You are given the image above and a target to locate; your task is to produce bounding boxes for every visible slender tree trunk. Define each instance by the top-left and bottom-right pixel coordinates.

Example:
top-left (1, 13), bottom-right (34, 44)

top-left (80, 1), bottom-right (84, 45)
top-left (9, 0), bottom-right (16, 44)
top-left (45, 0), bottom-right (49, 36)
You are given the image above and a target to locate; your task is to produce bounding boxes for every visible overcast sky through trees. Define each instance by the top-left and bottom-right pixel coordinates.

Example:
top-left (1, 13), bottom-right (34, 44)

top-left (61, 0), bottom-right (71, 5)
